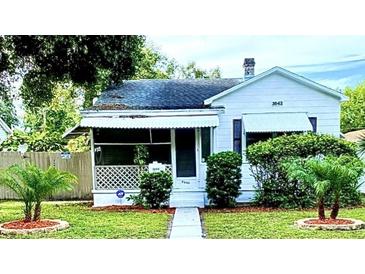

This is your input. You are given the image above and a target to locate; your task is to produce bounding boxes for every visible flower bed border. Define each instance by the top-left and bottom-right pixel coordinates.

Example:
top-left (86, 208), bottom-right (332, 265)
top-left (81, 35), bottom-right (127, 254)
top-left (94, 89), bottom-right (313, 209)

top-left (0, 219), bottom-right (69, 235)
top-left (295, 218), bottom-right (365, 230)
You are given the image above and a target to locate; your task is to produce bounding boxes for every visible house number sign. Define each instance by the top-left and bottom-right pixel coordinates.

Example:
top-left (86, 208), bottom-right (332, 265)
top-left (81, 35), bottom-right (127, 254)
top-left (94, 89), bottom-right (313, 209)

top-left (116, 189), bottom-right (125, 198)
top-left (272, 101), bottom-right (283, 106)
top-left (148, 161), bottom-right (166, 173)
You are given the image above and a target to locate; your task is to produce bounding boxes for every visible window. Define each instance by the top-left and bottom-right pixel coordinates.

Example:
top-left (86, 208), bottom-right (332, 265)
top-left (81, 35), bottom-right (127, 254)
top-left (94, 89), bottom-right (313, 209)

top-left (246, 132), bottom-right (273, 147)
top-left (233, 119), bottom-right (242, 154)
top-left (94, 128), bottom-right (150, 143)
top-left (308, 117), bottom-right (317, 133)
top-left (201, 128), bottom-right (211, 162)
top-left (93, 128), bottom-right (172, 166)
top-left (94, 128), bottom-right (170, 144)
top-left (95, 144), bottom-right (171, 166)
top-left (246, 132), bottom-right (298, 147)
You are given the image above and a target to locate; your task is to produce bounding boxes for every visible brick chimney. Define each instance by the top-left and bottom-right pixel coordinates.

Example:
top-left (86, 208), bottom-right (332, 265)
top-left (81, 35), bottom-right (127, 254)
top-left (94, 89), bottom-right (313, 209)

top-left (243, 58), bottom-right (255, 80)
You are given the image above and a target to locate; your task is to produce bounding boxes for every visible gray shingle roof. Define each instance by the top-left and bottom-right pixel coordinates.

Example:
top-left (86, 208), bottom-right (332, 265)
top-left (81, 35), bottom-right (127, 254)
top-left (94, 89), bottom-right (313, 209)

top-left (92, 78), bottom-right (243, 110)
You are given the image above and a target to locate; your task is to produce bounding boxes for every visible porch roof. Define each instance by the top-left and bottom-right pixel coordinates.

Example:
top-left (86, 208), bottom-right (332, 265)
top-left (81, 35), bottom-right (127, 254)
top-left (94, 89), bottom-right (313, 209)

top-left (242, 112), bottom-right (313, 133)
top-left (63, 114), bottom-right (219, 137)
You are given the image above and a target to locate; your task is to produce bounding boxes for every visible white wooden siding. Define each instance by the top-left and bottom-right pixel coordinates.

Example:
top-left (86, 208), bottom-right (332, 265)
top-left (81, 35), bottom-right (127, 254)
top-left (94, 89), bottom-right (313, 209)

top-left (211, 72), bottom-right (342, 199)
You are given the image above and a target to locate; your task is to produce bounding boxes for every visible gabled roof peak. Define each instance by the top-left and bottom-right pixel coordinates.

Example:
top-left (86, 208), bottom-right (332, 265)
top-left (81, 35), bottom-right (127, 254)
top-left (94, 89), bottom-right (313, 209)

top-left (204, 66), bottom-right (347, 105)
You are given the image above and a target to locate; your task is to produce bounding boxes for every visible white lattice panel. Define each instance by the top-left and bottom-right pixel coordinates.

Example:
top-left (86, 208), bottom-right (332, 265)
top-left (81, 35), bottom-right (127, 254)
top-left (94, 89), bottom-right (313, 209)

top-left (95, 165), bottom-right (172, 190)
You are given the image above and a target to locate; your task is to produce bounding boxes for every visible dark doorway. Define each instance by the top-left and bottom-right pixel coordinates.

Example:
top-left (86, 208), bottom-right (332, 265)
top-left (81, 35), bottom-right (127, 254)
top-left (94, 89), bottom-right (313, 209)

top-left (175, 129), bottom-right (196, 177)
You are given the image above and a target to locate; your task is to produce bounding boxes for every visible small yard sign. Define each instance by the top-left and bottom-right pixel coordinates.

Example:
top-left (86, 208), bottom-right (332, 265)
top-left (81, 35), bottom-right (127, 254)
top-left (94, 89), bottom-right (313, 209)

top-left (116, 189), bottom-right (125, 198)
top-left (148, 161), bottom-right (166, 173)
top-left (60, 152), bottom-right (72, 159)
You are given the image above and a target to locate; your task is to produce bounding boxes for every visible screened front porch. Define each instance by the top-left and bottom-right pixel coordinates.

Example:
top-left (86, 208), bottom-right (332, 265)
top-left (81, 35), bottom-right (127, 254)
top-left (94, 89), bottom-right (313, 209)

top-left (93, 128), bottom-right (173, 190)
top-left (92, 127), bottom-right (212, 191)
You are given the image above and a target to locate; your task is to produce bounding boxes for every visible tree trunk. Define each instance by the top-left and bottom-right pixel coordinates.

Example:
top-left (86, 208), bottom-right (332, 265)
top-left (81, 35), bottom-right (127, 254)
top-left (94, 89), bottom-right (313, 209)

top-left (33, 202), bottom-right (42, 221)
top-left (24, 203), bottom-right (32, 223)
top-left (318, 199), bottom-right (325, 220)
top-left (330, 197), bottom-right (340, 220)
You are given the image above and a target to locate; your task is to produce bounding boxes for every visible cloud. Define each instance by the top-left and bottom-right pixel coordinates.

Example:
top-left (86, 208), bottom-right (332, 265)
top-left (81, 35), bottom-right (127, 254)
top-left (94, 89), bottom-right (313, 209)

top-left (149, 35), bottom-right (365, 89)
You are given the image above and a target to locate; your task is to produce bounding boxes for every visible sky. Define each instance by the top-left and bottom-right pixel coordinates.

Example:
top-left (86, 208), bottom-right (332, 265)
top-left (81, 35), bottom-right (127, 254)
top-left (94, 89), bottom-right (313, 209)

top-left (148, 35), bottom-right (365, 91)
top-left (10, 35), bottom-right (365, 126)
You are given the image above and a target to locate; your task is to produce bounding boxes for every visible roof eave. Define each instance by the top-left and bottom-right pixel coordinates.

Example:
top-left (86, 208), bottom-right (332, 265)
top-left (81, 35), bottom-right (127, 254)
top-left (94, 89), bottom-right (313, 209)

top-left (80, 108), bottom-right (224, 117)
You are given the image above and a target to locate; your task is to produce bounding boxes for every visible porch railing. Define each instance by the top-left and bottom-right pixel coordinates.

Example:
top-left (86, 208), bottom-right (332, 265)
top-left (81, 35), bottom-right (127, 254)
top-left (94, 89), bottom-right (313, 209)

top-left (95, 165), bottom-right (172, 190)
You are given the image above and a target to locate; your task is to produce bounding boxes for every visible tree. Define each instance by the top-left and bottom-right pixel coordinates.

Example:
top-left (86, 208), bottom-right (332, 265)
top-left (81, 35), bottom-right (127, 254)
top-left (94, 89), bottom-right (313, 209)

top-left (133, 45), bottom-right (221, 80)
top-left (0, 35), bottom-right (146, 108)
top-left (0, 163), bottom-right (77, 222)
top-left (133, 46), bottom-right (177, 80)
top-left (284, 155), bottom-right (364, 220)
top-left (341, 81), bottom-right (365, 133)
top-left (24, 83), bottom-right (81, 135)
top-left (177, 61), bottom-right (221, 79)
top-left (0, 84), bottom-right (88, 152)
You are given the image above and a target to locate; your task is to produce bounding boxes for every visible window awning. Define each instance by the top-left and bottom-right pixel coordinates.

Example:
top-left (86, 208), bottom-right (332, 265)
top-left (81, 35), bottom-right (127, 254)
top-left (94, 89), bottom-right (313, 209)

top-left (63, 115), bottom-right (219, 138)
top-left (242, 113), bottom-right (313, 133)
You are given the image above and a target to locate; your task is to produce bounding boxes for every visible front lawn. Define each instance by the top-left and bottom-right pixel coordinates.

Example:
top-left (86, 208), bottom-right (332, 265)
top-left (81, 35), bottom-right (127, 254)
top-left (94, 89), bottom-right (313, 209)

top-left (202, 207), bottom-right (365, 239)
top-left (0, 201), bottom-right (172, 239)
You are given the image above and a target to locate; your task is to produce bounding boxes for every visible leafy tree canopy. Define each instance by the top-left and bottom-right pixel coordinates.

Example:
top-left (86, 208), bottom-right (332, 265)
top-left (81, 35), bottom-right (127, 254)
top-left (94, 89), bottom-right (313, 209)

top-left (0, 84), bottom-right (89, 152)
top-left (23, 83), bottom-right (81, 135)
top-left (0, 35), bottom-right (146, 108)
top-left (0, 36), bottom-right (222, 152)
top-left (133, 45), bottom-right (221, 80)
top-left (341, 81), bottom-right (365, 133)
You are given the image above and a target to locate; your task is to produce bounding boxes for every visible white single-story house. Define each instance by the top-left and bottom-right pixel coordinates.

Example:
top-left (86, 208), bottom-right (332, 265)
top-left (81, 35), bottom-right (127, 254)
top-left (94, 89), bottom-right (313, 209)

top-left (65, 58), bottom-right (346, 207)
top-left (0, 118), bottom-right (12, 144)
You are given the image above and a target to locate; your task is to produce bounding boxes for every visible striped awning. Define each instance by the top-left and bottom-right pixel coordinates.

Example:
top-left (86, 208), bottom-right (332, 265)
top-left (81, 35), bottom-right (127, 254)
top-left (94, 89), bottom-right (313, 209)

top-left (63, 115), bottom-right (219, 138)
top-left (242, 112), bottom-right (313, 133)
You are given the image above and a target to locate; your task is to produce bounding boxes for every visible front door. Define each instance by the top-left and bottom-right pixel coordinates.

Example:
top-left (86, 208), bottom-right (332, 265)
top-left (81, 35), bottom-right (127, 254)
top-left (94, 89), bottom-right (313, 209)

top-left (174, 128), bottom-right (198, 189)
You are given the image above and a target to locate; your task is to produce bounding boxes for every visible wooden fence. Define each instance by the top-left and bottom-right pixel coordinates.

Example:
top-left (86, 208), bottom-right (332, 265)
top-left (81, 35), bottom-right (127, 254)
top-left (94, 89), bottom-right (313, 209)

top-left (0, 151), bottom-right (93, 200)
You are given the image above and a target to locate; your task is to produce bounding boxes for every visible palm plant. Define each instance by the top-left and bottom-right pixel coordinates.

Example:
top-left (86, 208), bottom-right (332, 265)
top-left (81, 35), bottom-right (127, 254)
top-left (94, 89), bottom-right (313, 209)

top-left (283, 157), bottom-right (331, 220)
top-left (283, 155), bottom-right (364, 220)
top-left (327, 155), bottom-right (364, 219)
top-left (0, 163), bottom-right (77, 222)
top-left (0, 165), bottom-right (36, 222)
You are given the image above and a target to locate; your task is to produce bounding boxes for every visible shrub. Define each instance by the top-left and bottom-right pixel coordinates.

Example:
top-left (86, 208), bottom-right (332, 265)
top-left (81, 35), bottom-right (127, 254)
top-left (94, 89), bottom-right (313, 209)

top-left (246, 133), bottom-right (359, 208)
top-left (206, 151), bottom-right (242, 207)
top-left (130, 171), bottom-right (173, 209)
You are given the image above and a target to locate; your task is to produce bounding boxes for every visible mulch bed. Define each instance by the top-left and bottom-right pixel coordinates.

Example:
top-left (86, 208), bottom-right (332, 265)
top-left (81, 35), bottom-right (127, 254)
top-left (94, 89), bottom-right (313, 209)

top-left (2, 220), bottom-right (59, 230)
top-left (304, 218), bottom-right (354, 225)
top-left (91, 205), bottom-right (176, 214)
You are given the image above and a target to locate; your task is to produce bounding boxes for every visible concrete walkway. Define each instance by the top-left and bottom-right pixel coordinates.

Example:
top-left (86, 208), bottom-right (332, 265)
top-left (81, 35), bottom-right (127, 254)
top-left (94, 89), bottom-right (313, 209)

top-left (169, 207), bottom-right (203, 239)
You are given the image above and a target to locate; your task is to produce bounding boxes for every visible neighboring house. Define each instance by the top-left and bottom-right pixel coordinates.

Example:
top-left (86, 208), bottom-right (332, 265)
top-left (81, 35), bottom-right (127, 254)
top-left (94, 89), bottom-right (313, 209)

top-left (65, 58), bottom-right (346, 207)
top-left (0, 118), bottom-right (12, 144)
top-left (343, 129), bottom-right (365, 143)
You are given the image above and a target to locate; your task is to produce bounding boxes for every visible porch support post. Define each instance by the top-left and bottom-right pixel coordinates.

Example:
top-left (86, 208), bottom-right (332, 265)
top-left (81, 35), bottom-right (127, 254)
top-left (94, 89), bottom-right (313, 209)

top-left (195, 128), bottom-right (201, 187)
top-left (170, 129), bottom-right (177, 183)
top-left (90, 128), bottom-right (96, 190)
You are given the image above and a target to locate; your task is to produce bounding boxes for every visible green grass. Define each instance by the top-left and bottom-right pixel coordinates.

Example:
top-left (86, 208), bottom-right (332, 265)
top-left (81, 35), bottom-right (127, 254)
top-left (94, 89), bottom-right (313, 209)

top-left (202, 207), bottom-right (365, 239)
top-left (0, 201), bottom-right (172, 239)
